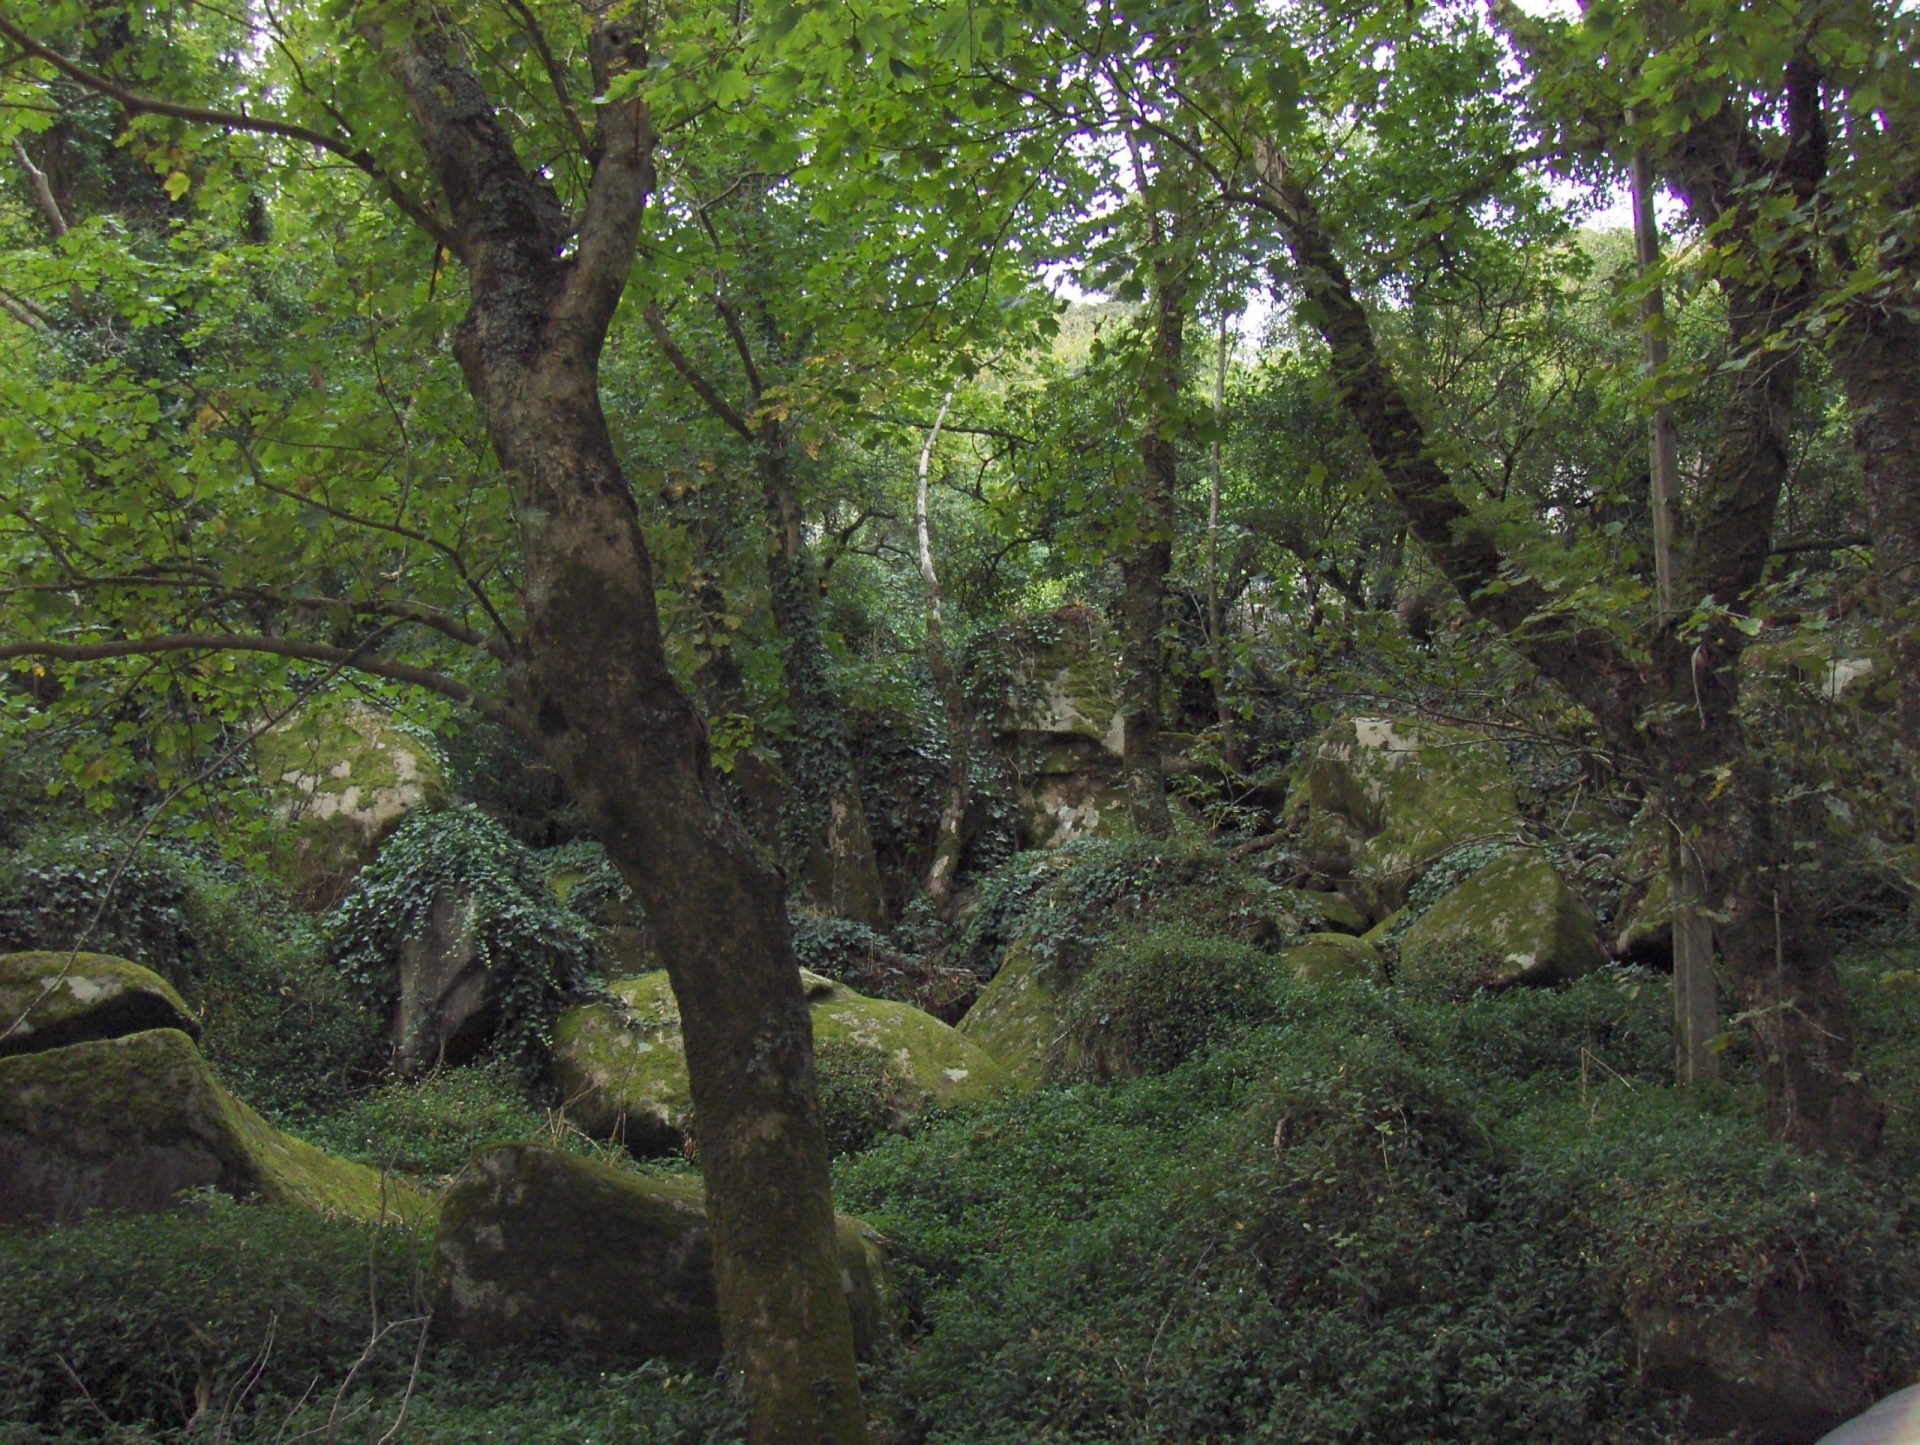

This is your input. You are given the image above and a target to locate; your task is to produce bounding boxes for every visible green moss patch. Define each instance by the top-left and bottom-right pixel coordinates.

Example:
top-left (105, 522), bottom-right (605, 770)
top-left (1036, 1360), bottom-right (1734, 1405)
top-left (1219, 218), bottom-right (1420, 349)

top-left (553, 970), bottom-right (1011, 1154)
top-left (1284, 715), bottom-right (1519, 917)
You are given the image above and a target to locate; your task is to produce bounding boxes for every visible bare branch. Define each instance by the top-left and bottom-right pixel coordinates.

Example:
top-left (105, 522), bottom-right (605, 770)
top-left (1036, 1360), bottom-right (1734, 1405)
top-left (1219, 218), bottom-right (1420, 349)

top-left (10, 137), bottom-right (65, 236)
top-left (502, 0), bottom-right (589, 161)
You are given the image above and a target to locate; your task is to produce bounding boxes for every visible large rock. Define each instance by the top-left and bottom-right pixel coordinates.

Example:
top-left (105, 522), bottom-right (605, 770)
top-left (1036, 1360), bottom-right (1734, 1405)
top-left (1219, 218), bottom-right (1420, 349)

top-left (257, 703), bottom-right (444, 908)
top-left (433, 1143), bottom-right (892, 1363)
top-left (552, 970), bottom-right (1012, 1151)
top-left (1398, 850), bottom-right (1606, 990)
top-left (1284, 716), bottom-right (1519, 918)
top-left (390, 890), bottom-right (496, 1077)
top-left (1276, 932), bottom-right (1382, 985)
top-left (955, 941), bottom-right (1064, 1086)
top-left (975, 605), bottom-right (1136, 849)
top-left (0, 1028), bottom-right (423, 1225)
top-left (0, 952), bottom-right (198, 1059)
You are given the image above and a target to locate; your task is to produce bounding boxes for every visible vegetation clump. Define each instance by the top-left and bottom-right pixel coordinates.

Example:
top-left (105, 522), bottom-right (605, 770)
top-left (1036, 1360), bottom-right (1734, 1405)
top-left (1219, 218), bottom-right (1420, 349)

top-left (327, 809), bottom-right (601, 1072)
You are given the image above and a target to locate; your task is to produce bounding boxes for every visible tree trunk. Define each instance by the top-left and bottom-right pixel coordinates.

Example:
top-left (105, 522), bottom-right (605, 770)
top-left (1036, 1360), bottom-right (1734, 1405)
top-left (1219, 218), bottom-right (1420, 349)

top-left (1119, 225), bottom-right (1185, 839)
top-left (758, 440), bottom-right (888, 925)
top-left (1206, 315), bottom-right (1240, 774)
top-left (916, 390), bottom-right (972, 910)
top-left (1247, 137), bottom-right (1882, 1158)
top-left (395, 23), bottom-right (868, 1441)
top-left (1630, 141), bottom-right (1720, 1084)
top-left (1831, 301), bottom-right (1920, 858)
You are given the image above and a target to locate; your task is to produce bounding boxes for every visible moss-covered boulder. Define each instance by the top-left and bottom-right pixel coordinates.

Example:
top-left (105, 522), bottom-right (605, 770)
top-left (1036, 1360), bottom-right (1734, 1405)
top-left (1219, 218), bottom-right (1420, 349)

top-left (1277, 932), bottom-right (1382, 984)
top-left (552, 970), bottom-right (1012, 1152)
top-left (1399, 850), bottom-right (1605, 991)
top-left (956, 941), bottom-right (1063, 1087)
top-left (1284, 716), bottom-right (1518, 918)
top-left (433, 1143), bottom-right (892, 1364)
top-left (1274, 889), bottom-right (1369, 936)
top-left (0, 952), bottom-right (198, 1060)
top-left (257, 703), bottom-right (445, 908)
top-left (0, 1028), bottom-right (424, 1226)
top-left (389, 890), bottom-right (497, 1077)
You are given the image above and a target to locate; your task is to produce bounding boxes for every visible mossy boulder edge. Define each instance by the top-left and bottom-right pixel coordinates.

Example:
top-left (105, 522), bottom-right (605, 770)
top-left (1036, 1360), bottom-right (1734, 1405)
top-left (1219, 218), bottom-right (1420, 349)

top-left (433, 1143), bottom-right (893, 1364)
top-left (0, 1028), bottom-right (425, 1227)
top-left (0, 951), bottom-right (199, 1060)
top-left (1399, 850), bottom-right (1606, 990)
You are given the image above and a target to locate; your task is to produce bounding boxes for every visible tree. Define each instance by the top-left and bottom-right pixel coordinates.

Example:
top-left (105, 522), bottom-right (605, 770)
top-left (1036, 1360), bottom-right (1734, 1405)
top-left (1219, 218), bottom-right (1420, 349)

top-left (0, 3), bottom-right (870, 1437)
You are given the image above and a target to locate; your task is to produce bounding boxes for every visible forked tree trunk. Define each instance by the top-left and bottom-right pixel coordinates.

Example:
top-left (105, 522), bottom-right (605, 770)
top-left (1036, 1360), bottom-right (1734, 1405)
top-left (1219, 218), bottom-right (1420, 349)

top-left (395, 23), bottom-right (868, 1442)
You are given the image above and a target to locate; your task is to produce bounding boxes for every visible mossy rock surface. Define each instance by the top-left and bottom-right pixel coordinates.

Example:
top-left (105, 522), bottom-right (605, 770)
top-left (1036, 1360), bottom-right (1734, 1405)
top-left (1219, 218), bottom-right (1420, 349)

top-left (0, 951), bottom-right (199, 1060)
top-left (433, 1143), bottom-right (892, 1364)
top-left (1274, 889), bottom-right (1369, 936)
top-left (981, 606), bottom-right (1123, 748)
top-left (956, 942), bottom-right (1063, 1087)
top-left (1277, 932), bottom-right (1383, 985)
top-left (552, 970), bottom-right (1012, 1151)
top-left (1284, 716), bottom-right (1518, 917)
top-left (257, 703), bottom-right (445, 906)
top-left (1399, 850), bottom-right (1605, 990)
top-left (1020, 773), bottom-right (1135, 850)
top-left (0, 1028), bottom-right (425, 1226)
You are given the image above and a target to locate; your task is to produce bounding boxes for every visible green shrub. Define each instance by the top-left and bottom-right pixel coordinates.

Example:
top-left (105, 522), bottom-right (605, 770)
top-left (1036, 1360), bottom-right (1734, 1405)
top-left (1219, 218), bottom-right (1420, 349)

top-left (956, 838), bottom-right (1302, 989)
top-left (815, 1038), bottom-right (912, 1157)
top-left (300, 1062), bottom-right (556, 1178)
top-left (1063, 926), bottom-right (1287, 1079)
top-left (327, 808), bottom-right (601, 1071)
top-left (0, 1198), bottom-right (742, 1442)
top-left (0, 831), bottom-right (374, 1117)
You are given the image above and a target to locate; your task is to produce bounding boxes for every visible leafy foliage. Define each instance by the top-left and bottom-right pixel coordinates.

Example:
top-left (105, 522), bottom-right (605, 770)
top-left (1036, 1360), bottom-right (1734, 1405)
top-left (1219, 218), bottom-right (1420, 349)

top-left (0, 1197), bottom-right (741, 1442)
top-left (0, 830), bottom-right (373, 1116)
top-left (326, 809), bottom-right (600, 1072)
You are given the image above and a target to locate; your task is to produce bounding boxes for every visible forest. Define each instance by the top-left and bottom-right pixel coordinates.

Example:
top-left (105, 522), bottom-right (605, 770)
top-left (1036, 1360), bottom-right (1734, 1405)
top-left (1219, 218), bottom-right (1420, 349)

top-left (0, 0), bottom-right (1916, 1441)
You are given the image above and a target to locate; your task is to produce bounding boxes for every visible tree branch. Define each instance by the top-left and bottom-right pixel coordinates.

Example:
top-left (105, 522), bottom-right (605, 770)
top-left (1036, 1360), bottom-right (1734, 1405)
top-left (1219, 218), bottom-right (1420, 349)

top-left (501, 0), bottom-right (590, 162)
top-left (10, 137), bottom-right (65, 237)
top-left (644, 305), bottom-right (755, 440)
top-left (0, 631), bottom-right (527, 735)
top-left (0, 17), bottom-right (460, 254)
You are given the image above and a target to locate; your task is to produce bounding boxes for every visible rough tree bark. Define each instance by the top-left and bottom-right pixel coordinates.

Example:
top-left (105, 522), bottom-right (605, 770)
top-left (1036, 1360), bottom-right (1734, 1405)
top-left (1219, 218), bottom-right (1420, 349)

top-left (387, 21), bottom-right (870, 1442)
top-left (1246, 134), bottom-right (1882, 1157)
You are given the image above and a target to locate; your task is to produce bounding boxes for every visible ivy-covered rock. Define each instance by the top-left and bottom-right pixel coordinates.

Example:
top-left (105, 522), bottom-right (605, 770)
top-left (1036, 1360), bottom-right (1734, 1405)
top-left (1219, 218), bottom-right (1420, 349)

top-left (329, 809), bottom-right (600, 1075)
top-left (1398, 850), bottom-right (1605, 991)
top-left (0, 1028), bottom-right (424, 1226)
top-left (256, 702), bottom-right (446, 909)
top-left (552, 970), bottom-right (1011, 1152)
top-left (433, 1143), bottom-right (892, 1364)
top-left (0, 952), bottom-right (199, 1060)
top-left (1276, 931), bottom-right (1382, 984)
top-left (1284, 715), bottom-right (1519, 917)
